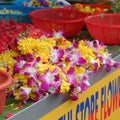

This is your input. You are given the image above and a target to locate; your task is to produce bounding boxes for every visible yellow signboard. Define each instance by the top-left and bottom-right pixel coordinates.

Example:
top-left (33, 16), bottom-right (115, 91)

top-left (39, 68), bottom-right (120, 120)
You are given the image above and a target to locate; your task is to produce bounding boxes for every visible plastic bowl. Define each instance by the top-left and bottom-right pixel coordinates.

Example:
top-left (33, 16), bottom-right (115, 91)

top-left (29, 8), bottom-right (86, 38)
top-left (85, 13), bottom-right (120, 45)
top-left (0, 70), bottom-right (12, 113)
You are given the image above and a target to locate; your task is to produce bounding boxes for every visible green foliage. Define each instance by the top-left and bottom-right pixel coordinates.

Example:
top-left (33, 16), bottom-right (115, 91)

top-left (111, 1), bottom-right (120, 13)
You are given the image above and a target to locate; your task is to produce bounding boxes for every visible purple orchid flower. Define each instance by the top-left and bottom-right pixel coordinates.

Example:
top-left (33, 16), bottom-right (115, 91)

top-left (37, 0), bottom-right (48, 6)
top-left (86, 40), bottom-right (106, 51)
top-left (17, 56), bottom-right (41, 82)
top-left (98, 53), bottom-right (119, 72)
top-left (66, 52), bottom-right (86, 66)
top-left (31, 88), bottom-right (47, 102)
top-left (65, 42), bottom-right (78, 56)
top-left (50, 46), bottom-right (64, 64)
top-left (13, 54), bottom-right (36, 73)
top-left (69, 74), bottom-right (89, 101)
top-left (14, 60), bottom-right (26, 73)
top-left (39, 68), bottom-right (61, 94)
top-left (72, 40), bottom-right (79, 48)
top-left (19, 88), bottom-right (28, 104)
top-left (27, 78), bottom-right (36, 87)
top-left (66, 67), bottom-right (77, 87)
top-left (52, 30), bottom-right (65, 39)
top-left (105, 59), bottom-right (119, 72)
top-left (87, 59), bottom-right (99, 73)
top-left (80, 74), bottom-right (90, 91)
top-left (68, 70), bottom-right (89, 100)
top-left (69, 85), bottom-right (80, 101)
top-left (23, 66), bottom-right (38, 81)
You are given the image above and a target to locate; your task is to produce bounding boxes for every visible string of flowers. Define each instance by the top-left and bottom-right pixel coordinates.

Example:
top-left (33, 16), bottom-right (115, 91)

top-left (0, 27), bottom-right (119, 104)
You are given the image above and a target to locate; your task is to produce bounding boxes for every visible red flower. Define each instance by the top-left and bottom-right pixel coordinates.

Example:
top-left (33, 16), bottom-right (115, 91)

top-left (0, 19), bottom-right (49, 53)
top-left (5, 113), bottom-right (14, 119)
top-left (16, 103), bottom-right (23, 109)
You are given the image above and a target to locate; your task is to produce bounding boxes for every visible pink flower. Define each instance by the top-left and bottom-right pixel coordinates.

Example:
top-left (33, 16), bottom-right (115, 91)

top-left (66, 67), bottom-right (77, 86)
top-left (39, 68), bottom-right (61, 94)
top-left (66, 52), bottom-right (86, 66)
top-left (80, 74), bottom-right (90, 91)
top-left (50, 46), bottom-right (64, 64)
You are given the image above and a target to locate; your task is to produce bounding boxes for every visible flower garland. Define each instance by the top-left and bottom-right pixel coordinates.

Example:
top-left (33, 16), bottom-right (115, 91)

top-left (0, 28), bottom-right (119, 104)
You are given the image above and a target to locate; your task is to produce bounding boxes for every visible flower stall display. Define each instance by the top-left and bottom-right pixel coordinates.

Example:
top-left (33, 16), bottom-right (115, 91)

top-left (14, 0), bottom-right (70, 8)
top-left (73, 3), bottom-right (110, 13)
top-left (0, 20), bottom-right (48, 53)
top-left (0, 20), bottom-right (119, 106)
top-left (0, 5), bottom-right (39, 23)
top-left (63, 3), bottom-right (110, 16)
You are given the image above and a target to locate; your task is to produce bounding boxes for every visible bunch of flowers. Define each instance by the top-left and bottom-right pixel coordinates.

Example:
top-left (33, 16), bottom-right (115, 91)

top-left (22, 0), bottom-right (70, 7)
top-left (0, 28), bottom-right (119, 104)
top-left (0, 20), bottom-right (48, 53)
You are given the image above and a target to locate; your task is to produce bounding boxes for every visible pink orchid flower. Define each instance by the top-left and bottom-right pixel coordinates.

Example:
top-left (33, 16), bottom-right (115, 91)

top-left (50, 46), bottom-right (64, 64)
top-left (39, 68), bottom-right (62, 94)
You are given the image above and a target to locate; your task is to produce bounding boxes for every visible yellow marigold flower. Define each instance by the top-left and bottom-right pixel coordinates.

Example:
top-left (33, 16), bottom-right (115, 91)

top-left (36, 52), bottom-right (50, 62)
top-left (78, 45), bottom-right (94, 57)
top-left (31, 0), bottom-right (36, 2)
top-left (32, 0), bottom-right (40, 6)
top-left (14, 88), bottom-right (21, 100)
top-left (39, 36), bottom-right (56, 47)
top-left (96, 58), bottom-right (101, 69)
top-left (65, 40), bottom-right (72, 47)
top-left (86, 55), bottom-right (96, 64)
top-left (78, 42), bottom-right (96, 63)
top-left (97, 46), bottom-right (108, 55)
top-left (30, 91), bottom-right (37, 99)
top-left (46, 37), bottom-right (56, 46)
top-left (39, 35), bottom-right (48, 41)
top-left (18, 37), bottom-right (35, 54)
top-left (34, 2), bottom-right (40, 6)
top-left (57, 38), bottom-right (72, 49)
top-left (56, 38), bottom-right (65, 45)
top-left (74, 66), bottom-right (85, 74)
top-left (14, 74), bottom-right (29, 85)
top-left (38, 63), bottom-right (50, 73)
top-left (60, 80), bottom-right (71, 93)
top-left (78, 40), bottom-right (86, 46)
top-left (59, 71), bottom-right (69, 89)
top-left (18, 37), bottom-right (43, 54)
top-left (89, 64), bottom-right (95, 71)
top-left (35, 41), bottom-right (51, 53)
top-left (63, 63), bottom-right (71, 72)
top-left (49, 64), bottom-right (58, 72)
top-left (0, 50), bottom-right (15, 73)
top-left (6, 49), bottom-right (19, 57)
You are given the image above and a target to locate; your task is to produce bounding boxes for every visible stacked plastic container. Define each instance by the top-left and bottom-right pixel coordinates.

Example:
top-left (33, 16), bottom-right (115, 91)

top-left (0, 0), bottom-right (48, 23)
